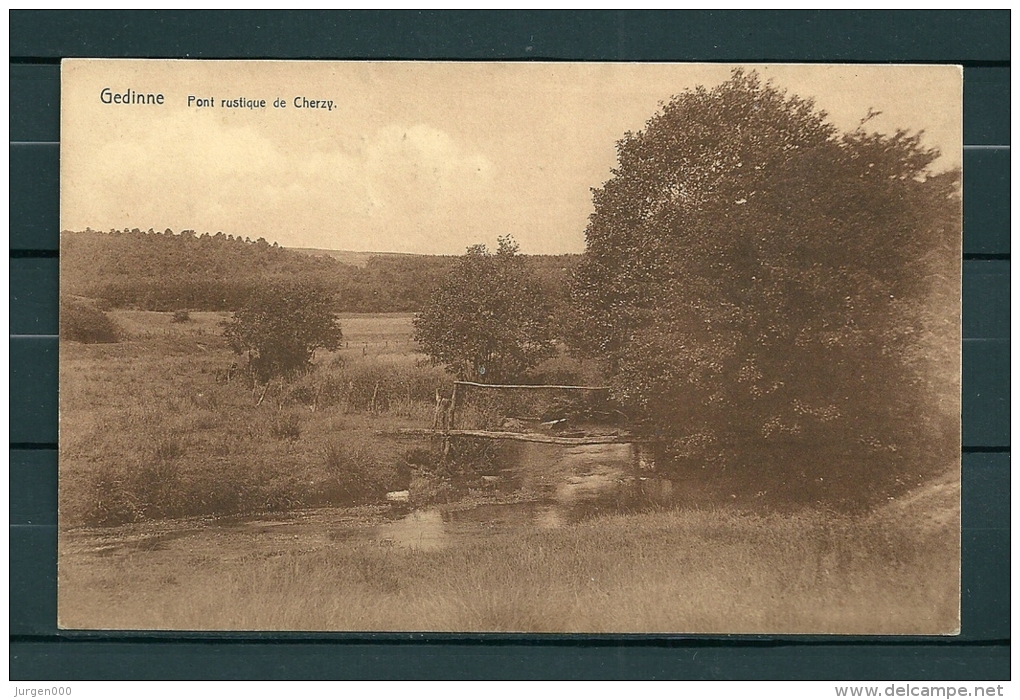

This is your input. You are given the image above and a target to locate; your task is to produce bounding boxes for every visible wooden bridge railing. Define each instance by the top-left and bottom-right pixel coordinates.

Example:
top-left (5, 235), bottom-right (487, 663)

top-left (380, 382), bottom-right (638, 450)
top-left (446, 380), bottom-right (611, 432)
top-left (389, 427), bottom-right (649, 445)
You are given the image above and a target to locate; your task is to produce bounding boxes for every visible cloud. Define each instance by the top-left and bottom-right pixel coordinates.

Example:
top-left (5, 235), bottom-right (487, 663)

top-left (64, 115), bottom-right (498, 253)
top-left (356, 124), bottom-right (495, 229)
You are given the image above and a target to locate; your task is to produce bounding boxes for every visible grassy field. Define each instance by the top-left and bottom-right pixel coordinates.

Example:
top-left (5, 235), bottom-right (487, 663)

top-left (58, 308), bottom-right (961, 633)
top-left (59, 310), bottom-right (450, 527)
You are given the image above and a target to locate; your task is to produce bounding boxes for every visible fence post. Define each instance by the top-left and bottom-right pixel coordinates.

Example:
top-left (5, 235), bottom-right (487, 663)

top-left (448, 382), bottom-right (459, 431)
top-left (444, 382), bottom-right (460, 460)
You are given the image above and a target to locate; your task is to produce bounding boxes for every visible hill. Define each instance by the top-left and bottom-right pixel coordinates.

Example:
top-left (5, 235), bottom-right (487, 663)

top-left (60, 229), bottom-right (580, 315)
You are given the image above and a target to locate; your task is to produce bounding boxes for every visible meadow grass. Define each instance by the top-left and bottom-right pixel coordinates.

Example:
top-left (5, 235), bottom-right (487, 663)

top-left (59, 310), bottom-right (449, 526)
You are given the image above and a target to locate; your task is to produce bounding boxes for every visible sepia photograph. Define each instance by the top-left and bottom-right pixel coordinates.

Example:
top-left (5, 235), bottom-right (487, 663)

top-left (58, 60), bottom-right (962, 634)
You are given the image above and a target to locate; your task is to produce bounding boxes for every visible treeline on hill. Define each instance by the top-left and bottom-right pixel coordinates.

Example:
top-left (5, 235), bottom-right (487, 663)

top-left (60, 228), bottom-right (578, 315)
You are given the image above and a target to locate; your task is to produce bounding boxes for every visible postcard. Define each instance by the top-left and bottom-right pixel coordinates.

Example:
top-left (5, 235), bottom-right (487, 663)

top-left (59, 60), bottom-right (962, 633)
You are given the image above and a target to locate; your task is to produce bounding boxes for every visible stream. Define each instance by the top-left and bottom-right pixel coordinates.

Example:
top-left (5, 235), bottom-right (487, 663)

top-left (373, 442), bottom-right (677, 550)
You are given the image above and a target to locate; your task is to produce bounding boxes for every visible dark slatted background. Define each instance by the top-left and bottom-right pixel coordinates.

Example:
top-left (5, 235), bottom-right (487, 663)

top-left (9, 10), bottom-right (1010, 680)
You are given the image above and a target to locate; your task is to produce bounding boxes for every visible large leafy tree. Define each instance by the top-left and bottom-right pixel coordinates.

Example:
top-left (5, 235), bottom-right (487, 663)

top-left (223, 281), bottom-right (343, 382)
top-left (414, 235), bottom-right (555, 383)
top-left (571, 69), bottom-right (960, 504)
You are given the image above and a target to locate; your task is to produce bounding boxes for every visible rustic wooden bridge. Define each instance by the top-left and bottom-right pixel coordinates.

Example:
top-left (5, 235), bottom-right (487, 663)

top-left (386, 427), bottom-right (651, 445)
top-left (376, 380), bottom-right (651, 447)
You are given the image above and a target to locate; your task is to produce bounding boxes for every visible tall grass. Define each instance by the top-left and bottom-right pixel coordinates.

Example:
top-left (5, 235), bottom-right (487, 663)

top-left (284, 356), bottom-right (450, 415)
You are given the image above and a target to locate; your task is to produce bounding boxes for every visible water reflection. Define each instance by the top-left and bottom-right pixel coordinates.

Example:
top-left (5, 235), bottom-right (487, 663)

top-left (373, 441), bottom-right (678, 550)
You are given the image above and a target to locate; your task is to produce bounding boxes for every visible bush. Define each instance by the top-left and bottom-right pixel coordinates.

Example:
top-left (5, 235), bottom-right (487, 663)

top-left (60, 298), bottom-right (121, 343)
top-left (323, 439), bottom-right (395, 504)
top-left (446, 437), bottom-right (517, 474)
top-left (401, 446), bottom-right (443, 471)
top-left (133, 459), bottom-right (183, 518)
top-left (152, 431), bottom-right (185, 462)
top-left (409, 468), bottom-right (455, 505)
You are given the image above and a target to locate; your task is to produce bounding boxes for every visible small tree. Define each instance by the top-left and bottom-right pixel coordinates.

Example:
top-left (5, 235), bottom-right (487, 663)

top-left (223, 281), bottom-right (342, 382)
top-left (413, 235), bottom-right (555, 383)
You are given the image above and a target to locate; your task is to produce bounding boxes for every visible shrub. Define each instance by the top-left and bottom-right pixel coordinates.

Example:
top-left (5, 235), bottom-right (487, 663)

top-left (60, 298), bottom-right (121, 343)
top-left (323, 439), bottom-right (394, 504)
top-left (152, 431), bottom-right (185, 462)
top-left (283, 358), bottom-right (452, 414)
top-left (133, 459), bottom-right (183, 518)
top-left (409, 468), bottom-right (456, 505)
top-left (401, 446), bottom-right (442, 471)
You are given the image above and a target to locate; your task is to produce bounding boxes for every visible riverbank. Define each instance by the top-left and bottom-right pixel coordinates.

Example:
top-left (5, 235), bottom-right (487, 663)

top-left (59, 475), bottom-right (959, 634)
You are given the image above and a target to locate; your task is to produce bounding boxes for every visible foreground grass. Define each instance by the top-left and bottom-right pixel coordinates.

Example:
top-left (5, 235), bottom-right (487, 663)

top-left (59, 488), bottom-right (959, 634)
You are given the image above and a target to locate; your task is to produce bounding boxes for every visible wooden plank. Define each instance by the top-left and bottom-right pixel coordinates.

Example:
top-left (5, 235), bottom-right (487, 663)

top-left (453, 381), bottom-right (610, 391)
top-left (384, 428), bottom-right (651, 445)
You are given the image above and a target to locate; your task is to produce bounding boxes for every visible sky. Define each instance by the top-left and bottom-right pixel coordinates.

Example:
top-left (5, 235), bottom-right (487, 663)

top-left (61, 61), bottom-right (962, 255)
